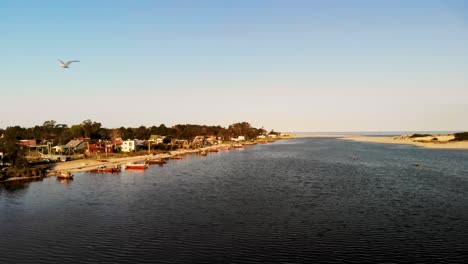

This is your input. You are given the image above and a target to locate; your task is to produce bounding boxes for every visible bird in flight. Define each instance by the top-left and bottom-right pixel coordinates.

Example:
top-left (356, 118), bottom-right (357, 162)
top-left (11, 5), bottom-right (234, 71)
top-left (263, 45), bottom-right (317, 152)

top-left (58, 59), bottom-right (80, 68)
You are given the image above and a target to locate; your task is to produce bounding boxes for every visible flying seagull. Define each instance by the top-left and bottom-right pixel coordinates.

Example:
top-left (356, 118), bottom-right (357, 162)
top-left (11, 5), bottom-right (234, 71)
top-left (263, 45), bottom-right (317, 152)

top-left (58, 59), bottom-right (80, 68)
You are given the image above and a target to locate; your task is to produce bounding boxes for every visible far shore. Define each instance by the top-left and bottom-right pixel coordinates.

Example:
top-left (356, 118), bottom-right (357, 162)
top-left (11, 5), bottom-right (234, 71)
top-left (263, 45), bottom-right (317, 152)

top-left (292, 134), bottom-right (354, 138)
top-left (340, 134), bottom-right (468, 150)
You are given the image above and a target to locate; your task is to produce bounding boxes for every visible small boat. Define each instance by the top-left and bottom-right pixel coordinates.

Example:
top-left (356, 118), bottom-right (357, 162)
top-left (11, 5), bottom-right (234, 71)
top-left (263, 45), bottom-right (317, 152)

top-left (91, 165), bottom-right (121, 173)
top-left (208, 148), bottom-right (219, 152)
top-left (125, 163), bottom-right (148, 170)
top-left (145, 159), bottom-right (166, 165)
top-left (56, 171), bottom-right (74, 179)
top-left (170, 155), bottom-right (182, 160)
top-left (233, 144), bottom-right (244, 148)
top-left (219, 146), bottom-right (230, 151)
top-left (259, 141), bottom-right (268, 144)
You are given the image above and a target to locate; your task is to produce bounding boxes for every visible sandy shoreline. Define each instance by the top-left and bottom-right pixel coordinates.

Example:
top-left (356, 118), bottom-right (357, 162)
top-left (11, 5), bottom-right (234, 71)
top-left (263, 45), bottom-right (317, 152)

top-left (52, 146), bottom-right (221, 173)
top-left (1, 141), bottom-right (278, 183)
top-left (340, 135), bottom-right (468, 150)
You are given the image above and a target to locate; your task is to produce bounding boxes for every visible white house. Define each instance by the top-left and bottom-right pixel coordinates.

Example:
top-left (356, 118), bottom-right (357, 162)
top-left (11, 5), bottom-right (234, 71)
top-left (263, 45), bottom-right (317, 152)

top-left (149, 135), bottom-right (165, 144)
top-left (121, 140), bottom-right (137, 152)
top-left (230, 136), bottom-right (245, 142)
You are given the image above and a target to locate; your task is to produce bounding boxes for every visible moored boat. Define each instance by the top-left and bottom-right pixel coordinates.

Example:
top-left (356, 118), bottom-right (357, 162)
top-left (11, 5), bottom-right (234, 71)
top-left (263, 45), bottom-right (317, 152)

top-left (219, 146), bottom-right (231, 151)
top-left (145, 159), bottom-right (166, 165)
top-left (125, 163), bottom-right (148, 170)
top-left (56, 171), bottom-right (74, 179)
top-left (170, 155), bottom-right (182, 160)
top-left (91, 165), bottom-right (121, 173)
top-left (233, 144), bottom-right (244, 148)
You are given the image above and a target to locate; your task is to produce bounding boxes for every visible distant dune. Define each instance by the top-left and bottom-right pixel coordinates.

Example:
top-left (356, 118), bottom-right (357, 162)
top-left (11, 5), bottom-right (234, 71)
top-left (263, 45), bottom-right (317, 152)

top-left (340, 134), bottom-right (468, 150)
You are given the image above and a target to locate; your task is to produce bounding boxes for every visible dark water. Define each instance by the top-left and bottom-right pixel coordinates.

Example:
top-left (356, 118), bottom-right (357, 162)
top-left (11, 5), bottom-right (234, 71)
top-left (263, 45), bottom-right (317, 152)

top-left (1, 138), bottom-right (468, 263)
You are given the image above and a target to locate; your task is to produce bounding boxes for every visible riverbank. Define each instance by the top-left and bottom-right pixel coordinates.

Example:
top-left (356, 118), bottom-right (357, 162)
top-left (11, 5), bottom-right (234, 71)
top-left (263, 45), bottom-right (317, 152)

top-left (0, 166), bottom-right (49, 183)
top-left (52, 143), bottom-right (257, 173)
top-left (2, 141), bottom-right (274, 183)
top-left (52, 148), bottom-right (203, 173)
top-left (340, 134), bottom-right (468, 150)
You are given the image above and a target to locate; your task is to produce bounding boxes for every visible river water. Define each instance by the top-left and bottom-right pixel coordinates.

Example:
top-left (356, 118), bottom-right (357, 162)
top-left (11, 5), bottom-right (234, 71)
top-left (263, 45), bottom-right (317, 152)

top-left (1, 138), bottom-right (468, 263)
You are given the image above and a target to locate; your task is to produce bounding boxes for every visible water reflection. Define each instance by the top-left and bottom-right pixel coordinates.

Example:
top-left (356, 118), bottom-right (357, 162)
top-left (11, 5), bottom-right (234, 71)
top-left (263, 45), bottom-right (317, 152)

top-left (1, 139), bottom-right (468, 264)
top-left (0, 177), bottom-right (44, 195)
top-left (56, 177), bottom-right (73, 185)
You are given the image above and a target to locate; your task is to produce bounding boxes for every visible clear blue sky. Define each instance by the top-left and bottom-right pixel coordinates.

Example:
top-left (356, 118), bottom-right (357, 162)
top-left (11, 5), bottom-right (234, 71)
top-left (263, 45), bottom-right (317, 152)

top-left (1, 0), bottom-right (467, 132)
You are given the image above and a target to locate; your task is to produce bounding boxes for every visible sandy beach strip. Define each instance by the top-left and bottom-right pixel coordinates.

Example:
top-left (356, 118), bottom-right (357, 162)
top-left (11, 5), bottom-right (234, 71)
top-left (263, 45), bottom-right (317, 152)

top-left (340, 135), bottom-right (468, 150)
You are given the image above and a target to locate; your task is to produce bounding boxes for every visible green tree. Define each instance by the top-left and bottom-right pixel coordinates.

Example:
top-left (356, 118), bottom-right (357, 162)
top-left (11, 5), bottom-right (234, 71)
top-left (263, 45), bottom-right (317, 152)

top-left (81, 119), bottom-right (103, 139)
top-left (4, 126), bottom-right (27, 140)
top-left (134, 126), bottom-right (150, 140)
top-left (0, 138), bottom-right (28, 168)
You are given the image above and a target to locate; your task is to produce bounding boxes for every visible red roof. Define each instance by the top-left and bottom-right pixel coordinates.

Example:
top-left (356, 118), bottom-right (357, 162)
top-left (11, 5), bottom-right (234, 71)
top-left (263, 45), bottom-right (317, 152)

top-left (19, 140), bottom-right (36, 147)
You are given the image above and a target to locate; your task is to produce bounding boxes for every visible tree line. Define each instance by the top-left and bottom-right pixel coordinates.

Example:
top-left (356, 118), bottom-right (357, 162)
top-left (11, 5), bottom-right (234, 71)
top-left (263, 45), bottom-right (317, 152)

top-left (0, 120), bottom-right (272, 170)
top-left (0, 120), bottom-right (269, 144)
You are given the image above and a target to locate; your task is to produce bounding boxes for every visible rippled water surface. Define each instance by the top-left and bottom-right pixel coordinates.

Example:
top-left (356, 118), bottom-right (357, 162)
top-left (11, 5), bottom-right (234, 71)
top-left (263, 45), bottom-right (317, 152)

top-left (1, 138), bottom-right (468, 263)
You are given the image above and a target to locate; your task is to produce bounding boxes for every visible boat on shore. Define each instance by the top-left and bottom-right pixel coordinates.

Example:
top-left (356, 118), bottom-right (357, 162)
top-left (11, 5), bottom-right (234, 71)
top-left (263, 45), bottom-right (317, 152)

top-left (124, 163), bottom-right (148, 170)
top-left (233, 144), bottom-right (244, 148)
top-left (90, 165), bottom-right (121, 173)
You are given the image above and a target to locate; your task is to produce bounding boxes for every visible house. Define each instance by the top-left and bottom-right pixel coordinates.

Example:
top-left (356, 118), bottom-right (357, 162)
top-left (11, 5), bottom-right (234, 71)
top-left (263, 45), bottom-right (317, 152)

top-left (192, 136), bottom-right (205, 147)
top-left (230, 136), bottom-right (245, 142)
top-left (52, 145), bottom-right (70, 154)
top-left (149, 135), bottom-right (165, 144)
top-left (171, 139), bottom-right (190, 149)
top-left (112, 139), bottom-right (123, 152)
top-left (66, 138), bottom-right (88, 152)
top-left (19, 140), bottom-right (37, 147)
top-left (121, 140), bottom-right (137, 152)
top-left (136, 140), bottom-right (147, 149)
top-left (88, 141), bottom-right (114, 154)
top-left (206, 136), bottom-right (221, 145)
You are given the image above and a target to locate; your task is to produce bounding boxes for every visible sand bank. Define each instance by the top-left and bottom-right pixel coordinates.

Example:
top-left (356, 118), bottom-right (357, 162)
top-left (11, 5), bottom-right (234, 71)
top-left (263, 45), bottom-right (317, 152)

top-left (340, 135), bottom-right (468, 150)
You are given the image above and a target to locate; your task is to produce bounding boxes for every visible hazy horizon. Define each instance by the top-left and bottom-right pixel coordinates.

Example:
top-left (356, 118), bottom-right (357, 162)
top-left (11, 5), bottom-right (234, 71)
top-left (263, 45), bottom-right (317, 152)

top-left (1, 0), bottom-right (467, 132)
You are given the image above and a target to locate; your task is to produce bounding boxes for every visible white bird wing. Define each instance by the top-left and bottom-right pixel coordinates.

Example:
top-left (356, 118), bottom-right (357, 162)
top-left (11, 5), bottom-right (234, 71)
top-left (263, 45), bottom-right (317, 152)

top-left (66, 60), bottom-right (80, 65)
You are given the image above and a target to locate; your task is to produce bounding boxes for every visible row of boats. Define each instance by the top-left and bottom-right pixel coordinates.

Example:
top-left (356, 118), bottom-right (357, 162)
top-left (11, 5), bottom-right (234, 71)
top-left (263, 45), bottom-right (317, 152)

top-left (56, 143), bottom-right (255, 177)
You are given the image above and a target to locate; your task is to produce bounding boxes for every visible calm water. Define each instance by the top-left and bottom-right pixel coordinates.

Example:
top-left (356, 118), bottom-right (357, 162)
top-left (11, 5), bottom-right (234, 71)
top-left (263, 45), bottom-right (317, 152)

top-left (1, 138), bottom-right (468, 263)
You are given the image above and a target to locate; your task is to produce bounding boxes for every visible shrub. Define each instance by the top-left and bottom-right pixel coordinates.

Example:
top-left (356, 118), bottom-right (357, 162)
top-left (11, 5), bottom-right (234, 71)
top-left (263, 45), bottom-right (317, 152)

top-left (409, 134), bottom-right (431, 138)
top-left (451, 132), bottom-right (468, 141)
